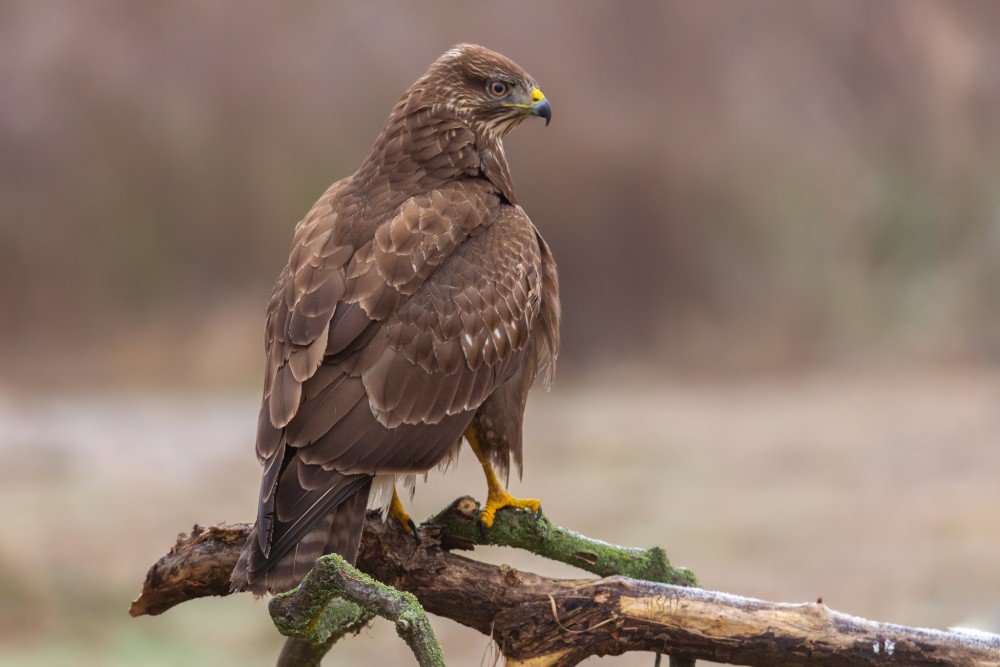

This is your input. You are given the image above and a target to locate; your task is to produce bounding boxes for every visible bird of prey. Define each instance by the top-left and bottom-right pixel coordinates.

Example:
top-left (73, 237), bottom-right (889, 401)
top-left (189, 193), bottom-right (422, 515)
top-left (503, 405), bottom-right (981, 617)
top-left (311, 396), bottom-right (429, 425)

top-left (231, 44), bottom-right (560, 595)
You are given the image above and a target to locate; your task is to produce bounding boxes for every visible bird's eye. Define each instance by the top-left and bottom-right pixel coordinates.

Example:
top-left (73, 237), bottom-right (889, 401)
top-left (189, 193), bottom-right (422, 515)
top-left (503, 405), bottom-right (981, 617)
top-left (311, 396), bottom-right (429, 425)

top-left (488, 80), bottom-right (508, 97)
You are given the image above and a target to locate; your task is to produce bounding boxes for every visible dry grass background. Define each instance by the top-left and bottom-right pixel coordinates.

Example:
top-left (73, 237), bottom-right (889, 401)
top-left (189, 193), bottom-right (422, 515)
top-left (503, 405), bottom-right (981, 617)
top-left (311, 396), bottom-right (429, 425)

top-left (2, 1), bottom-right (1000, 665)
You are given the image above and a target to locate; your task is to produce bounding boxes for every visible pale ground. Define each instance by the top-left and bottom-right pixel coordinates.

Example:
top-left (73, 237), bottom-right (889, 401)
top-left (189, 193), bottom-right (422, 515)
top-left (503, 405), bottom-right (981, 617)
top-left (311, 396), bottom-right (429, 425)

top-left (1, 368), bottom-right (999, 666)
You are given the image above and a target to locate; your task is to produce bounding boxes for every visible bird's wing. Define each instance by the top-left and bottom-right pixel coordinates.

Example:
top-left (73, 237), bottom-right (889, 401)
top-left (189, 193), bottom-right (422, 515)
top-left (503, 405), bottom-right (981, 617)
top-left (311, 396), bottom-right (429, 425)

top-left (288, 199), bottom-right (545, 471)
top-left (357, 196), bottom-right (544, 428)
top-left (258, 179), bottom-right (353, 444)
top-left (251, 179), bottom-right (544, 569)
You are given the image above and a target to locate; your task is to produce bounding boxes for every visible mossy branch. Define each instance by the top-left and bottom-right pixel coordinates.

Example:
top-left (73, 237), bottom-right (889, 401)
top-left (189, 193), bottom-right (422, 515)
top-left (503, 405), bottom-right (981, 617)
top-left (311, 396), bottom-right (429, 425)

top-left (269, 553), bottom-right (442, 667)
top-left (131, 498), bottom-right (1000, 666)
top-left (431, 496), bottom-right (696, 586)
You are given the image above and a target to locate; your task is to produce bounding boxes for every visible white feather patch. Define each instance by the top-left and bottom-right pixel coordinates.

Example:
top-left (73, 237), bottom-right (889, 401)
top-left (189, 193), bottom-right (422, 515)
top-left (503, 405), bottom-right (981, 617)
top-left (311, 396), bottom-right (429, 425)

top-left (366, 473), bottom-right (418, 514)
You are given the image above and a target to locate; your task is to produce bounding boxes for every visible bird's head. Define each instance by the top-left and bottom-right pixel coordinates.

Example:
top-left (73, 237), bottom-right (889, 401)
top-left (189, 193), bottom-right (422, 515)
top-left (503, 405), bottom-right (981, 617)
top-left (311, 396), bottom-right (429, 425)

top-left (419, 44), bottom-right (551, 138)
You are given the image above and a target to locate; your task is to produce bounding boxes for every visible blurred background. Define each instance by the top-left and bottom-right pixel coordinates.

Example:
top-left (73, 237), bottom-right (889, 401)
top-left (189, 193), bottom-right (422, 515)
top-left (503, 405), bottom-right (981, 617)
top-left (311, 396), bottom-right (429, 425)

top-left (2, 1), bottom-right (1000, 665)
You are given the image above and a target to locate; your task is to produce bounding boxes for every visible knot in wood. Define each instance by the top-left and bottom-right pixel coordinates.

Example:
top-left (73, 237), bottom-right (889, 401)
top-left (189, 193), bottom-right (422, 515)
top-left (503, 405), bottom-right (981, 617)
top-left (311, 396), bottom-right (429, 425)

top-left (499, 564), bottom-right (521, 587)
top-left (455, 497), bottom-right (479, 517)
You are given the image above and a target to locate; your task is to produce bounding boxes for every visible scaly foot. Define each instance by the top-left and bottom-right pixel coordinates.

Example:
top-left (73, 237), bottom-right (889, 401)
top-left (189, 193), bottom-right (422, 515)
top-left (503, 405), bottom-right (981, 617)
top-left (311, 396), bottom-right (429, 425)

top-left (479, 487), bottom-right (541, 529)
top-left (465, 426), bottom-right (543, 530)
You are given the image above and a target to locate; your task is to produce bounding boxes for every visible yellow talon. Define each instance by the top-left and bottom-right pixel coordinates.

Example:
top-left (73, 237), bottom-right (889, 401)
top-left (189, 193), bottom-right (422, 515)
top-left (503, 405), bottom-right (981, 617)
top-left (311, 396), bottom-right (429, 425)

top-left (389, 487), bottom-right (416, 534)
top-left (466, 427), bottom-right (541, 528)
top-left (479, 489), bottom-right (541, 528)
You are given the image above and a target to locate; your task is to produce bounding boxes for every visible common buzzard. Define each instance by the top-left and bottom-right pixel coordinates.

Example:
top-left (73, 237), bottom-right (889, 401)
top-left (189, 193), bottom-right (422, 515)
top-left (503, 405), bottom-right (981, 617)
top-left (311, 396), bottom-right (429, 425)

top-left (231, 44), bottom-right (560, 595)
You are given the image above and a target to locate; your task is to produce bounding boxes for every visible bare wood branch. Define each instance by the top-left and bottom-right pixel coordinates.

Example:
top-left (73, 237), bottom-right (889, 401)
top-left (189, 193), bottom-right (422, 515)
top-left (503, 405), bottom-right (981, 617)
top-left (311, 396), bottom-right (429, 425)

top-left (131, 498), bottom-right (1000, 666)
top-left (129, 523), bottom-right (245, 617)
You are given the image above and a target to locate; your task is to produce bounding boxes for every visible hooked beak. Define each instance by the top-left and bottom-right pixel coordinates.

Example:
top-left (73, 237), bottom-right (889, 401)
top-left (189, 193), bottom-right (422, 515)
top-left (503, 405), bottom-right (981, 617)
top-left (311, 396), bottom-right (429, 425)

top-left (529, 87), bottom-right (551, 126)
top-left (532, 97), bottom-right (552, 126)
top-left (504, 87), bottom-right (552, 126)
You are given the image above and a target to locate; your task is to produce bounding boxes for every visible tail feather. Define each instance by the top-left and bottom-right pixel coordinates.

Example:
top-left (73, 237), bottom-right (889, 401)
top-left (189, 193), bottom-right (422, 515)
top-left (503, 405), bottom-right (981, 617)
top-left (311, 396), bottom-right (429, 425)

top-left (231, 476), bottom-right (373, 595)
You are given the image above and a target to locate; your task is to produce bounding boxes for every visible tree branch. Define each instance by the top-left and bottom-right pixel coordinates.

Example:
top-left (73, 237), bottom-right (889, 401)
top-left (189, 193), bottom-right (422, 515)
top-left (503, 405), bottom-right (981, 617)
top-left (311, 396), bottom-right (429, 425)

top-left (131, 498), bottom-right (1000, 666)
top-left (276, 637), bottom-right (342, 667)
top-left (269, 553), bottom-right (443, 666)
top-left (427, 497), bottom-right (696, 586)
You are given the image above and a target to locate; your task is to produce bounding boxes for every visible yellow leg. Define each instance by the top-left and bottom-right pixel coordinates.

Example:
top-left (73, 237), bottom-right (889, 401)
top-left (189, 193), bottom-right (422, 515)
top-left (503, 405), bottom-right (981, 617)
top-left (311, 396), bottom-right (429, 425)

top-left (466, 427), bottom-right (541, 528)
top-left (389, 487), bottom-right (417, 535)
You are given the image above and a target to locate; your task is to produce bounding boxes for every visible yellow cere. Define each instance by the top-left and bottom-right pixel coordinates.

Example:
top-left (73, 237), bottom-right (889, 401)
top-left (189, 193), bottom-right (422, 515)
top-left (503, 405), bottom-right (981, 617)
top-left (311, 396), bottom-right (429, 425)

top-left (502, 88), bottom-right (547, 110)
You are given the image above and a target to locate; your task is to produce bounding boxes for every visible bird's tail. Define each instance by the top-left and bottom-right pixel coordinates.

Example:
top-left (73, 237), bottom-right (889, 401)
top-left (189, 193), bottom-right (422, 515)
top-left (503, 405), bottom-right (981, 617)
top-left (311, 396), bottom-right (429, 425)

top-left (230, 477), bottom-right (373, 595)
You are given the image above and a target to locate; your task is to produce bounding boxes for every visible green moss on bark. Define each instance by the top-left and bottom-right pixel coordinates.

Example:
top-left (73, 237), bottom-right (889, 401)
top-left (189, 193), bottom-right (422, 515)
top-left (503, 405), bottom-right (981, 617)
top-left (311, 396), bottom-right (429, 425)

top-left (429, 497), bottom-right (698, 587)
top-left (269, 553), bottom-right (443, 667)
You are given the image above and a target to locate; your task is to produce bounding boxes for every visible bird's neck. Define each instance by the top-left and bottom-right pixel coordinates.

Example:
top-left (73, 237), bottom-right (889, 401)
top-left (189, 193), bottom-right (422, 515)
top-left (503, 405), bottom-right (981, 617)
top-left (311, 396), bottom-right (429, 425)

top-left (354, 101), bottom-right (518, 207)
top-left (477, 136), bottom-right (517, 206)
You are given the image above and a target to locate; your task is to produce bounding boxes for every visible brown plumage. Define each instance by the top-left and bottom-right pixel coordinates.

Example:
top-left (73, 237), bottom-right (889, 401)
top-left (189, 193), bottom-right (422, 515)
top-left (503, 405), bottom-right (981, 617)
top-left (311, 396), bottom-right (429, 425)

top-left (231, 44), bottom-right (560, 595)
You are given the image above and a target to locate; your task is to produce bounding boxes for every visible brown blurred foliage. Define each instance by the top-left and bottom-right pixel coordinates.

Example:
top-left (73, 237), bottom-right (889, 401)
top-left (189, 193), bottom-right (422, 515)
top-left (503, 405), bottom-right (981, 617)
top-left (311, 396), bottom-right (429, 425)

top-left (3, 0), bottom-right (1000, 387)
